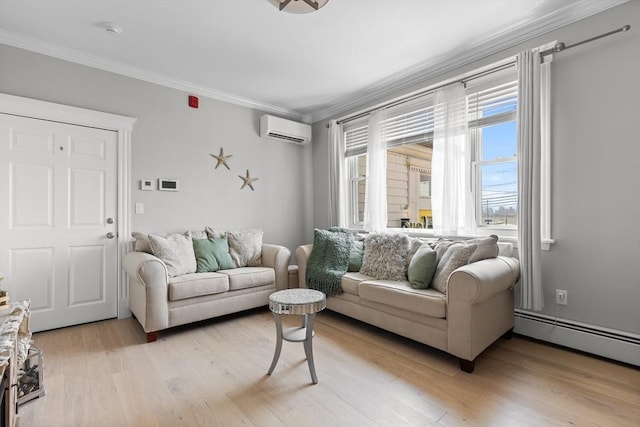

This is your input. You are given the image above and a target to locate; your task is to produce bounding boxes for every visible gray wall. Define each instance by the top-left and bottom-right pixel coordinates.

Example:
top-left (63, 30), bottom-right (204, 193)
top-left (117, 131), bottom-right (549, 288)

top-left (1, 2), bottom-right (638, 338)
top-left (0, 45), bottom-right (314, 257)
top-left (311, 2), bottom-right (640, 336)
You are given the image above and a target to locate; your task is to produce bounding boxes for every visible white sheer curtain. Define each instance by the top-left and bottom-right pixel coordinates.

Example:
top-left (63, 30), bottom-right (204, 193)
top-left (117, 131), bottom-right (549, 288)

top-left (328, 120), bottom-right (348, 228)
top-left (517, 49), bottom-right (544, 311)
top-left (363, 109), bottom-right (387, 231)
top-left (431, 83), bottom-right (471, 236)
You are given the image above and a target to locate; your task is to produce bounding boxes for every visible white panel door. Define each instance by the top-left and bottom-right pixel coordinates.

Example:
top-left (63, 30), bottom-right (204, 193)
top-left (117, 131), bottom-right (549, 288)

top-left (0, 113), bottom-right (118, 331)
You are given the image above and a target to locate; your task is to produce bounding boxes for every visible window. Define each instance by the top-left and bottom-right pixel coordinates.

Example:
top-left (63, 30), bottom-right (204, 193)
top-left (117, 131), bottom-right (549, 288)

top-left (343, 71), bottom-right (519, 232)
top-left (344, 100), bottom-right (437, 229)
top-left (419, 174), bottom-right (431, 198)
top-left (347, 154), bottom-right (366, 224)
top-left (468, 80), bottom-right (518, 229)
top-left (336, 55), bottom-right (552, 246)
top-left (344, 120), bottom-right (368, 225)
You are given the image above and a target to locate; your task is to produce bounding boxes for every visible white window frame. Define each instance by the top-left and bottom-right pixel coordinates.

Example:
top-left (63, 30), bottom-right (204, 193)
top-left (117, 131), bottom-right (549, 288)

top-left (471, 156), bottom-right (518, 232)
top-left (539, 53), bottom-right (554, 250)
top-left (466, 73), bottom-right (518, 236)
top-left (347, 155), bottom-right (366, 228)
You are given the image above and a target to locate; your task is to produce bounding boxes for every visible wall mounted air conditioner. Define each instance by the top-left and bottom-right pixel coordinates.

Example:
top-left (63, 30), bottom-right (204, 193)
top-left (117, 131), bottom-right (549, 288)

top-left (260, 114), bottom-right (311, 145)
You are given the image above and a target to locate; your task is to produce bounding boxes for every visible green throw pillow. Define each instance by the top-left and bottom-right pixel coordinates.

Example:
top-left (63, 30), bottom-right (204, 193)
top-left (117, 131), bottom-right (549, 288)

top-left (408, 243), bottom-right (437, 289)
top-left (193, 238), bottom-right (219, 272)
top-left (192, 237), bottom-right (235, 273)
top-left (348, 240), bottom-right (364, 272)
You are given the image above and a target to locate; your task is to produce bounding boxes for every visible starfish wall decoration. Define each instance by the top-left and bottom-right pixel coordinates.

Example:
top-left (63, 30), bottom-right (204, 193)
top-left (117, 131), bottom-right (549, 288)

top-left (210, 148), bottom-right (232, 170)
top-left (238, 169), bottom-right (259, 191)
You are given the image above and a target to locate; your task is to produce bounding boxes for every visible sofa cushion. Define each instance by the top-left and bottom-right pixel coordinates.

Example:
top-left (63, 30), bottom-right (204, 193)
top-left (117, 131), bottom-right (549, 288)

top-left (204, 226), bottom-right (226, 239)
top-left (407, 237), bottom-right (437, 262)
top-left (358, 280), bottom-right (446, 318)
top-left (431, 243), bottom-right (477, 294)
top-left (407, 237), bottom-right (425, 259)
top-left (407, 243), bottom-right (437, 289)
top-left (341, 272), bottom-right (370, 296)
top-left (148, 232), bottom-right (197, 277)
top-left (193, 238), bottom-right (219, 272)
top-left (219, 267), bottom-right (275, 291)
top-left (168, 272), bottom-right (229, 301)
top-left (193, 237), bottom-right (235, 272)
top-left (227, 229), bottom-right (263, 267)
top-left (465, 235), bottom-right (499, 263)
top-left (430, 236), bottom-right (499, 264)
top-left (348, 239), bottom-right (364, 272)
top-left (431, 239), bottom-right (455, 263)
top-left (131, 231), bottom-right (153, 253)
top-left (497, 242), bottom-right (513, 257)
top-left (360, 233), bottom-right (410, 281)
top-left (133, 230), bottom-right (207, 253)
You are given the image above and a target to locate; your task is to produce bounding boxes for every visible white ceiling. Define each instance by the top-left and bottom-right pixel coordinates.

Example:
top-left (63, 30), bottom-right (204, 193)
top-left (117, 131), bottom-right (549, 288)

top-left (0, 0), bottom-right (627, 122)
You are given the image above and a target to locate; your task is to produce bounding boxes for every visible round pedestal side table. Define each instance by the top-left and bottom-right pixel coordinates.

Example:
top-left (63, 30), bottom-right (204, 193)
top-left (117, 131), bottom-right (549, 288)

top-left (267, 288), bottom-right (326, 384)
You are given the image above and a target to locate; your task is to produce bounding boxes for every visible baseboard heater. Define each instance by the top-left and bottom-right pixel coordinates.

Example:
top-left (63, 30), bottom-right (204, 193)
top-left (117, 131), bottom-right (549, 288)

top-left (514, 309), bottom-right (640, 367)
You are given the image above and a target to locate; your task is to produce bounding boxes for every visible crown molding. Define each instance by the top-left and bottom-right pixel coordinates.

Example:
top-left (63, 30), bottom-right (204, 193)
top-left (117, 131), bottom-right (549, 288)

top-left (309, 0), bottom-right (630, 123)
top-left (0, 29), bottom-right (305, 122)
top-left (0, 0), bottom-right (628, 125)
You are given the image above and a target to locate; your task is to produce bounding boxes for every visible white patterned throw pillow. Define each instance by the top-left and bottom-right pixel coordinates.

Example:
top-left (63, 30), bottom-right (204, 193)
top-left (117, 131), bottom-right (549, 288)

top-left (431, 243), bottom-right (477, 294)
top-left (133, 229), bottom-right (206, 253)
top-left (148, 232), bottom-right (197, 277)
top-left (465, 234), bottom-right (499, 263)
top-left (360, 233), bottom-right (410, 281)
top-left (227, 229), bottom-right (263, 268)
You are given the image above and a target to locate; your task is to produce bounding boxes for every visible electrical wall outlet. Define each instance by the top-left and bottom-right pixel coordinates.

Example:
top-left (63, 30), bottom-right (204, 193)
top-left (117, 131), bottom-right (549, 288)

top-left (555, 289), bottom-right (568, 305)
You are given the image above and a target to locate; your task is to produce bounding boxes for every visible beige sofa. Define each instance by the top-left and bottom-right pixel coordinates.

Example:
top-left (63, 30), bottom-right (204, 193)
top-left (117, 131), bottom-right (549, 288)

top-left (123, 230), bottom-right (291, 342)
top-left (296, 239), bottom-right (520, 373)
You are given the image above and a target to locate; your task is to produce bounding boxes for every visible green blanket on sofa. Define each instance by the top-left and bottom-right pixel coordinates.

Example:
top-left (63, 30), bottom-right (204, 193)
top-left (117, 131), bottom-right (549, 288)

top-left (305, 228), bottom-right (353, 296)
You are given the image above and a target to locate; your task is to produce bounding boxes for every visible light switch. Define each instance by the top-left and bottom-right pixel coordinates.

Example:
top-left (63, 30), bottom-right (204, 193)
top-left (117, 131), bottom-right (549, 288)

top-left (135, 202), bottom-right (144, 214)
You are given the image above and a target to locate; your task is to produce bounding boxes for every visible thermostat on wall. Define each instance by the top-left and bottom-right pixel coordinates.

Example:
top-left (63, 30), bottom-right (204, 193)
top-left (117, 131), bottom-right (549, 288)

top-left (140, 179), bottom-right (153, 191)
top-left (158, 179), bottom-right (179, 191)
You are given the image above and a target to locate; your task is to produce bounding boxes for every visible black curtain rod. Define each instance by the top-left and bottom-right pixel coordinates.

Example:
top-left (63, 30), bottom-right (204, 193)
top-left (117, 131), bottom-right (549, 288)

top-left (329, 24), bottom-right (631, 128)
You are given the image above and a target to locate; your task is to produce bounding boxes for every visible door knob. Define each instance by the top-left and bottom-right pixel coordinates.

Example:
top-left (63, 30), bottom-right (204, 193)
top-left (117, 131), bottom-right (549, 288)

top-left (106, 232), bottom-right (115, 239)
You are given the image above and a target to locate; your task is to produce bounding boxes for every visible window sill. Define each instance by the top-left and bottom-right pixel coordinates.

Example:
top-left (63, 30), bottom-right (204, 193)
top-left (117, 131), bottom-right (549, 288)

top-left (541, 239), bottom-right (555, 251)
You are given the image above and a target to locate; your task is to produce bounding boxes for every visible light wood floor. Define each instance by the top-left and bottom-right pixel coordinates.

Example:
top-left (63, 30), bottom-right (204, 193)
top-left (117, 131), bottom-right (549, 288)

top-left (17, 308), bottom-right (640, 427)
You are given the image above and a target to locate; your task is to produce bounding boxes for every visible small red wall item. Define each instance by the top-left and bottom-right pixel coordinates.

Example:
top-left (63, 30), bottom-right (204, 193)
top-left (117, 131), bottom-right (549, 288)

top-left (188, 95), bottom-right (199, 109)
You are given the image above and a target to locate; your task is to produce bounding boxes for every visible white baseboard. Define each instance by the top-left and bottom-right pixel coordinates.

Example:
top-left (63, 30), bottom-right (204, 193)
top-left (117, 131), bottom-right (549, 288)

top-left (514, 310), bottom-right (640, 366)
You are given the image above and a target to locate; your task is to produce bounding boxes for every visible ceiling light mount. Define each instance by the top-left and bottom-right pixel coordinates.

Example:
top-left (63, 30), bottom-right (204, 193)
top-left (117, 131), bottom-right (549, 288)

top-left (267, 0), bottom-right (329, 14)
top-left (99, 21), bottom-right (123, 36)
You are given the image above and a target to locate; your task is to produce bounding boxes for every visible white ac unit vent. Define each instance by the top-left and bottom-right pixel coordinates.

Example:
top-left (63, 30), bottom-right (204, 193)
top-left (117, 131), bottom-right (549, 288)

top-left (260, 114), bottom-right (311, 145)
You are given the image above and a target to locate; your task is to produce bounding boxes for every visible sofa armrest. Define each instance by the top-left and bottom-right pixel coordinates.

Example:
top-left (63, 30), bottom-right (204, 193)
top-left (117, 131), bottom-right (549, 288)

top-left (122, 251), bottom-right (170, 333)
top-left (446, 256), bottom-right (520, 362)
top-left (262, 244), bottom-right (291, 290)
top-left (295, 244), bottom-right (313, 288)
top-left (123, 251), bottom-right (168, 282)
top-left (447, 256), bottom-right (520, 305)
